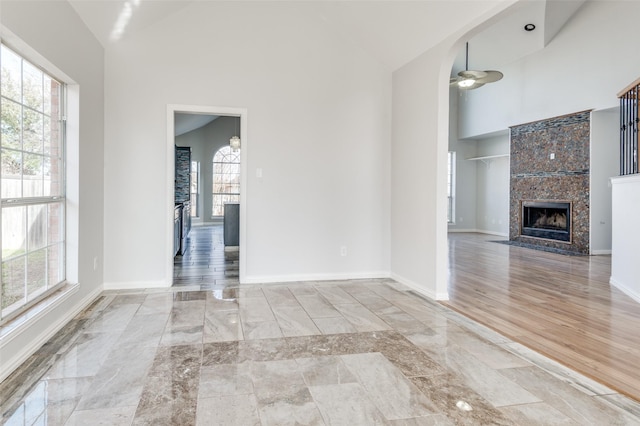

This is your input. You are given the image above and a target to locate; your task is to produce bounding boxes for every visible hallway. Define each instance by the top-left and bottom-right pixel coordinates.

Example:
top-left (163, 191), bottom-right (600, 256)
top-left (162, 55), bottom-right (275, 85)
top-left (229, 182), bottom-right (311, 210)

top-left (173, 225), bottom-right (239, 290)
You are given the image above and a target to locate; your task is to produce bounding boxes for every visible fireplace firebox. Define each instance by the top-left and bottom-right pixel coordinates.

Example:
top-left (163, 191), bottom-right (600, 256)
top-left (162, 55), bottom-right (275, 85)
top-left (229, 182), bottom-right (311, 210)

top-left (521, 201), bottom-right (571, 242)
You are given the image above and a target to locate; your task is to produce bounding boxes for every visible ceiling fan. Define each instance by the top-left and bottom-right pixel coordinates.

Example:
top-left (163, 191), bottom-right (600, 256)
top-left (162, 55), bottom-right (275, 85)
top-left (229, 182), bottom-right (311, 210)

top-left (450, 42), bottom-right (503, 90)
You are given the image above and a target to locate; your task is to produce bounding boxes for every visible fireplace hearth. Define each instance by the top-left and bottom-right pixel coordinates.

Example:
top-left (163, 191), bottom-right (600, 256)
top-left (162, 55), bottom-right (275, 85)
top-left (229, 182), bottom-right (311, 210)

top-left (521, 201), bottom-right (571, 242)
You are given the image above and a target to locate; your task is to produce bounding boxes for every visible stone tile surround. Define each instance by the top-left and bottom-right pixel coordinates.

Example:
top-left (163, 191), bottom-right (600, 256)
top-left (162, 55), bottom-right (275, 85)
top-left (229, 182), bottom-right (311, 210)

top-left (510, 110), bottom-right (591, 254)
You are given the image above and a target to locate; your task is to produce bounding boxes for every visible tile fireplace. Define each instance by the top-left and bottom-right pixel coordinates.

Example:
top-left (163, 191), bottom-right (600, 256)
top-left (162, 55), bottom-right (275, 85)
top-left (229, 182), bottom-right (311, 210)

top-left (509, 110), bottom-right (590, 254)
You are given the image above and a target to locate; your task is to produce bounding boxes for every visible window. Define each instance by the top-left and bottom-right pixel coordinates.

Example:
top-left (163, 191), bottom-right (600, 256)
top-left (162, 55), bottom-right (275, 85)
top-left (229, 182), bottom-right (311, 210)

top-left (447, 151), bottom-right (456, 223)
top-left (0, 44), bottom-right (66, 323)
top-left (212, 146), bottom-right (240, 217)
top-left (190, 160), bottom-right (199, 218)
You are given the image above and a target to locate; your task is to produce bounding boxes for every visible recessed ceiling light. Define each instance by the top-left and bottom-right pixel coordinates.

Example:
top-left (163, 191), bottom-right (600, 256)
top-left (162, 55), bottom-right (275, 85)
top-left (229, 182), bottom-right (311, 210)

top-left (524, 23), bottom-right (536, 32)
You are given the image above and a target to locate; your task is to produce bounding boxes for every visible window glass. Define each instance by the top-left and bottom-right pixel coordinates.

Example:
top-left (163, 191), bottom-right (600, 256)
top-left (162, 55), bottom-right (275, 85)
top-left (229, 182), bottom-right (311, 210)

top-left (190, 160), bottom-right (199, 218)
top-left (0, 44), bottom-right (65, 322)
top-left (212, 146), bottom-right (240, 217)
top-left (447, 151), bottom-right (455, 223)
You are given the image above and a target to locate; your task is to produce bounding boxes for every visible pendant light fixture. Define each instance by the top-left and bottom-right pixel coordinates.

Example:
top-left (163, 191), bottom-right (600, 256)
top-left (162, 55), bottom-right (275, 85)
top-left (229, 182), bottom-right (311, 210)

top-left (230, 117), bottom-right (241, 152)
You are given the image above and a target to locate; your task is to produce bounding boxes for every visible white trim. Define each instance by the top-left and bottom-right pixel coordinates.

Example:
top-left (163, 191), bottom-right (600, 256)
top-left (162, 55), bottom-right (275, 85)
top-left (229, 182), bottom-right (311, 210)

top-left (0, 284), bottom-right (78, 345)
top-left (610, 276), bottom-right (640, 304)
top-left (242, 271), bottom-right (389, 285)
top-left (478, 230), bottom-right (508, 237)
top-left (591, 249), bottom-right (612, 255)
top-left (448, 228), bottom-right (508, 237)
top-left (466, 154), bottom-right (509, 161)
top-left (166, 105), bottom-right (248, 285)
top-left (0, 284), bottom-right (101, 382)
top-left (390, 272), bottom-right (449, 301)
top-left (103, 280), bottom-right (168, 291)
top-left (610, 174), bottom-right (640, 185)
top-left (0, 27), bottom-right (76, 85)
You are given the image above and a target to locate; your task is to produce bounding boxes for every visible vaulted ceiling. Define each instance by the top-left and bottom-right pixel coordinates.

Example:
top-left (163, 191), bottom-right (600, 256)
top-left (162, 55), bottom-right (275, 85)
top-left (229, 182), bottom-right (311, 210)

top-left (69, 0), bottom-right (585, 75)
top-left (451, 0), bottom-right (585, 75)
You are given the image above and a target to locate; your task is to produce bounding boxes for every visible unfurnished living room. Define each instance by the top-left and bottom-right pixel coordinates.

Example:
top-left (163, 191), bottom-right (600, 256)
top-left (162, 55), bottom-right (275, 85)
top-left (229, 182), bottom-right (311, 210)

top-left (2, 0), bottom-right (640, 425)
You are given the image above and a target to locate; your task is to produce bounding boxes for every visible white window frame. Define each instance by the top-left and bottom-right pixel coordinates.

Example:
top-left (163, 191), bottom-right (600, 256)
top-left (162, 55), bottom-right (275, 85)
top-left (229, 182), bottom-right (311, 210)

top-left (0, 43), bottom-right (67, 324)
top-left (212, 146), bottom-right (240, 218)
top-left (447, 151), bottom-right (456, 224)
top-left (190, 160), bottom-right (199, 218)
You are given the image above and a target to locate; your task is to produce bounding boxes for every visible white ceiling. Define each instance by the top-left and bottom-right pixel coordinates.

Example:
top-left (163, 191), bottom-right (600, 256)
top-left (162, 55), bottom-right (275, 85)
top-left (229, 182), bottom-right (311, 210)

top-left (174, 113), bottom-right (218, 136)
top-left (451, 0), bottom-right (586, 75)
top-left (69, 0), bottom-right (506, 71)
top-left (68, 0), bottom-right (195, 46)
top-left (68, 0), bottom-right (586, 78)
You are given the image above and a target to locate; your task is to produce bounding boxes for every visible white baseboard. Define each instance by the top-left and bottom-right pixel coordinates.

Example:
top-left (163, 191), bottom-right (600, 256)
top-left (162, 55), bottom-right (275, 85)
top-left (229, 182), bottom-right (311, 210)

top-left (0, 284), bottom-right (102, 383)
top-left (242, 271), bottom-right (390, 285)
top-left (610, 276), bottom-right (640, 303)
top-left (591, 249), bottom-right (612, 255)
top-left (477, 229), bottom-right (509, 237)
top-left (448, 228), bottom-right (508, 237)
top-left (103, 280), bottom-right (169, 290)
top-left (390, 272), bottom-right (449, 301)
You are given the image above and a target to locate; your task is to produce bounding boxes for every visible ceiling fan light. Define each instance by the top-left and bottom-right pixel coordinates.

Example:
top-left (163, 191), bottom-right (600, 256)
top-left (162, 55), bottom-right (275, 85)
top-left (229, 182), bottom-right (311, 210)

top-left (458, 79), bottom-right (475, 88)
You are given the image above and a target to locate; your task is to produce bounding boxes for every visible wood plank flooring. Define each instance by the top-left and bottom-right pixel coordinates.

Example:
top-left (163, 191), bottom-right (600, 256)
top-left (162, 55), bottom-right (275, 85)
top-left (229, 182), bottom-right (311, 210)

top-left (442, 233), bottom-right (640, 402)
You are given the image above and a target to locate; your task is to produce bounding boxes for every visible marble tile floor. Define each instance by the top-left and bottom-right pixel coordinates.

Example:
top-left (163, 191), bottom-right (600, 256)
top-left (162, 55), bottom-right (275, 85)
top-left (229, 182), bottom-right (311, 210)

top-left (2, 279), bottom-right (640, 425)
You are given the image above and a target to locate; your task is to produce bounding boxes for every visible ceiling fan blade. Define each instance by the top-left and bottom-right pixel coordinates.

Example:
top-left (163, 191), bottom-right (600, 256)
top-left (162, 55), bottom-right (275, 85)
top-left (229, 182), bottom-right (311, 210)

top-left (458, 70), bottom-right (487, 80)
top-left (475, 70), bottom-right (504, 84)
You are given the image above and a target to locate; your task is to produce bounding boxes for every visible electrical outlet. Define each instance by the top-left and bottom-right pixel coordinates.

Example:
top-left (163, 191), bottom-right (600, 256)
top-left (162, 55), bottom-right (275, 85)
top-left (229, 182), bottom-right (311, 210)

top-left (550, 153), bottom-right (555, 160)
top-left (340, 246), bottom-right (347, 257)
top-left (93, 256), bottom-right (98, 271)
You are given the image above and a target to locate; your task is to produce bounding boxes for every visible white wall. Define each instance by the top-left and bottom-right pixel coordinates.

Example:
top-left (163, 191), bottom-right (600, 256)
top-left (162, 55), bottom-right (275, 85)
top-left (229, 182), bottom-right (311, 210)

top-left (391, 44), bottom-right (451, 300)
top-left (0, 1), bottom-right (104, 381)
top-left (611, 175), bottom-right (640, 302)
top-left (474, 135), bottom-right (510, 236)
top-left (447, 123), bottom-right (509, 236)
top-left (390, 1), bottom-right (516, 300)
top-left (447, 89), bottom-right (478, 232)
top-left (103, 2), bottom-right (391, 287)
top-left (590, 109), bottom-right (618, 254)
top-left (175, 116), bottom-right (238, 224)
top-left (459, 1), bottom-right (640, 139)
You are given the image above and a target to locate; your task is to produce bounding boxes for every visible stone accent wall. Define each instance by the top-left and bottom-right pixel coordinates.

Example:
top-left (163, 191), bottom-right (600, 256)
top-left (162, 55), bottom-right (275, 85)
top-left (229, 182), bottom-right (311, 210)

top-left (509, 111), bottom-right (591, 254)
top-left (175, 146), bottom-right (191, 203)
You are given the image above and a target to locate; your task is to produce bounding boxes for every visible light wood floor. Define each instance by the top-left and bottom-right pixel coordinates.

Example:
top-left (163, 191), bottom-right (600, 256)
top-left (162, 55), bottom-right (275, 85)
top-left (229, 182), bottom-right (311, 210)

top-left (443, 233), bottom-right (640, 403)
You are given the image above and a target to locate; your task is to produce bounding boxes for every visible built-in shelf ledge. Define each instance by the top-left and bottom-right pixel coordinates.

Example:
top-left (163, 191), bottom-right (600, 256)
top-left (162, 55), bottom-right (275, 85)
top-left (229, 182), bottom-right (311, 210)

top-left (466, 154), bottom-right (509, 161)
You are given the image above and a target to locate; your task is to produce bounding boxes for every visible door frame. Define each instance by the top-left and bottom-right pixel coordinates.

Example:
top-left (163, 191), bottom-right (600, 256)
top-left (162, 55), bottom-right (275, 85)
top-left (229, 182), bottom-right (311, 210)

top-left (166, 104), bottom-right (248, 285)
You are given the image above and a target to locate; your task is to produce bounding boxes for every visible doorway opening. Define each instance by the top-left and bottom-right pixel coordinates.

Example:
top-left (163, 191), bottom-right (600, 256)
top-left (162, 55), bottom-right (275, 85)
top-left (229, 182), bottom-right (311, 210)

top-left (166, 105), bottom-right (247, 287)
